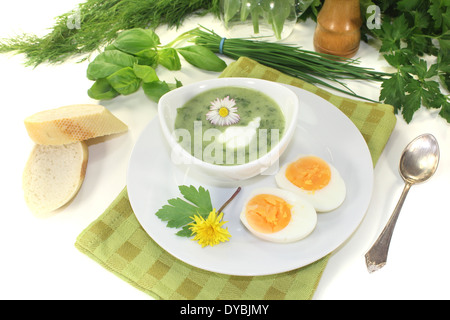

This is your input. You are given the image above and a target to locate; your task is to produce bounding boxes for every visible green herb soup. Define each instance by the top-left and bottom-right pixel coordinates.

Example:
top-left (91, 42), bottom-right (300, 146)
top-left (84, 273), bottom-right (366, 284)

top-left (174, 86), bottom-right (285, 165)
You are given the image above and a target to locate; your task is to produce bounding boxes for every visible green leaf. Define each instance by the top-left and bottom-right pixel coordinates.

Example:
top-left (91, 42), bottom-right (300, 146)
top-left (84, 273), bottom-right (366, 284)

top-left (379, 72), bottom-right (407, 114)
top-left (179, 185), bottom-right (213, 213)
top-left (403, 57), bottom-right (439, 80)
top-left (158, 48), bottom-right (181, 70)
top-left (177, 45), bottom-right (227, 72)
top-left (412, 10), bottom-right (431, 31)
top-left (443, 8), bottom-right (450, 32)
top-left (106, 67), bottom-right (141, 95)
top-left (113, 28), bottom-right (160, 55)
top-left (410, 57), bottom-right (429, 80)
top-left (440, 73), bottom-right (450, 91)
top-left (239, 0), bottom-right (251, 21)
top-left (87, 78), bottom-right (119, 100)
top-left (296, 0), bottom-right (316, 15)
top-left (403, 80), bottom-right (423, 123)
top-left (377, 14), bottom-right (411, 53)
top-left (428, 0), bottom-right (444, 29)
top-left (87, 50), bottom-right (138, 80)
top-left (142, 80), bottom-right (171, 102)
top-left (168, 78), bottom-right (183, 90)
top-left (133, 64), bottom-right (159, 83)
top-left (383, 52), bottom-right (409, 68)
top-left (438, 40), bottom-right (450, 71)
top-left (135, 48), bottom-right (159, 67)
top-left (422, 81), bottom-right (444, 109)
top-left (160, 198), bottom-right (199, 228)
top-left (297, 0), bottom-right (321, 21)
top-left (268, 0), bottom-right (293, 40)
top-left (223, 0), bottom-right (241, 26)
top-left (396, 0), bottom-right (421, 12)
top-left (438, 101), bottom-right (450, 123)
top-left (425, 63), bottom-right (439, 78)
top-left (176, 226), bottom-right (193, 237)
top-left (406, 34), bottom-right (431, 56)
top-left (155, 185), bottom-right (213, 236)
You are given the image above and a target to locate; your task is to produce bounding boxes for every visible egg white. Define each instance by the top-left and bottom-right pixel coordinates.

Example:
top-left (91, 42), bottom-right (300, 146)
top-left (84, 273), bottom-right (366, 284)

top-left (275, 155), bottom-right (346, 212)
top-left (240, 188), bottom-right (317, 243)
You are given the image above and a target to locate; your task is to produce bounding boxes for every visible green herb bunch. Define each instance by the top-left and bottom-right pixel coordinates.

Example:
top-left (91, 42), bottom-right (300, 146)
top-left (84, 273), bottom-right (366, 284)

top-left (0, 0), bottom-right (221, 67)
top-left (188, 27), bottom-right (389, 102)
top-left (87, 28), bottom-right (226, 102)
top-left (360, 0), bottom-right (450, 123)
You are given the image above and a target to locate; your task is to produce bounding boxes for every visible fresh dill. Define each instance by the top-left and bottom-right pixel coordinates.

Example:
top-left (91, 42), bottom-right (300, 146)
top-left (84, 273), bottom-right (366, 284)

top-left (0, 0), bottom-right (221, 67)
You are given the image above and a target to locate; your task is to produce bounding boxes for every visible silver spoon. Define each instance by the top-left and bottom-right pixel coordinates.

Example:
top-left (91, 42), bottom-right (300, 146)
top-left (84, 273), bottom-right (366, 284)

top-left (365, 133), bottom-right (440, 273)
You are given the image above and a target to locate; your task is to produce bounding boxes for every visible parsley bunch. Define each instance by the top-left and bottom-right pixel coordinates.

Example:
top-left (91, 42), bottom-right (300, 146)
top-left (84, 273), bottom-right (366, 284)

top-left (361, 0), bottom-right (450, 123)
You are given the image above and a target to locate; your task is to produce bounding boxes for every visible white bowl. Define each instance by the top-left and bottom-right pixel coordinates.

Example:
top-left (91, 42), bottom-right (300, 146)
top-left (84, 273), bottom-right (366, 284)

top-left (158, 77), bottom-right (299, 186)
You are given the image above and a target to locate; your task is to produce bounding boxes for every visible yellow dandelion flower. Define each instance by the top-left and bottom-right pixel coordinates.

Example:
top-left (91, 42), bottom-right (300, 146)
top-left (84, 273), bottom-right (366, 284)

top-left (189, 209), bottom-right (231, 247)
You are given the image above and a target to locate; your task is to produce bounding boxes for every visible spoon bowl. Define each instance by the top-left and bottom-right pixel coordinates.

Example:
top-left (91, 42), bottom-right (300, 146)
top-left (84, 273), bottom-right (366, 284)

top-left (399, 134), bottom-right (440, 184)
top-left (365, 133), bottom-right (440, 273)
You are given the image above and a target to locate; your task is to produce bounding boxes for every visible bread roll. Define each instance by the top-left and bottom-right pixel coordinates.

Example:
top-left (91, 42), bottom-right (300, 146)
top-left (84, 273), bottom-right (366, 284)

top-left (24, 104), bottom-right (128, 145)
top-left (23, 142), bottom-right (89, 214)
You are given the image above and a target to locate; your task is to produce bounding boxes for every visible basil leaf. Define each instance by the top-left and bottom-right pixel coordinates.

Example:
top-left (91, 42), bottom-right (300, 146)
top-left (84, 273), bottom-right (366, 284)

top-left (133, 64), bottom-right (159, 83)
top-left (113, 28), bottom-right (160, 55)
top-left (177, 46), bottom-right (227, 72)
top-left (87, 78), bottom-right (119, 100)
top-left (135, 48), bottom-right (158, 67)
top-left (158, 48), bottom-right (181, 70)
top-left (87, 50), bottom-right (138, 80)
top-left (106, 67), bottom-right (141, 95)
top-left (142, 81), bottom-right (171, 102)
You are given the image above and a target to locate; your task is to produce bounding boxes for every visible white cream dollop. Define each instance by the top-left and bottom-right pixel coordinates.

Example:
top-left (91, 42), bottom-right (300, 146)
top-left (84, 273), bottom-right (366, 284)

top-left (217, 117), bottom-right (261, 149)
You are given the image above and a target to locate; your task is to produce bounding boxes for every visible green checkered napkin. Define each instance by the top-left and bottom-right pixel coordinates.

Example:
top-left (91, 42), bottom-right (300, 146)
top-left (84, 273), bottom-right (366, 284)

top-left (75, 57), bottom-right (397, 300)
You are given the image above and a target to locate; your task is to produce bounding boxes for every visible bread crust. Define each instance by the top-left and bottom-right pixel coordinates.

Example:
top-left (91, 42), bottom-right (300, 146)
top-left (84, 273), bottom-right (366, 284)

top-left (24, 104), bottom-right (128, 145)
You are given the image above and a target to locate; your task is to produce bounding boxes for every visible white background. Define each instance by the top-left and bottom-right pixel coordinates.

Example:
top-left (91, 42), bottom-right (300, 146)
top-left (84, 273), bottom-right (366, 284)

top-left (0, 1), bottom-right (449, 299)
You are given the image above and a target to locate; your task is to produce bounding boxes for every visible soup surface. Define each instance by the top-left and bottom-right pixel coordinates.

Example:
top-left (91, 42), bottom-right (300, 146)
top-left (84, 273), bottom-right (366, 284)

top-left (174, 86), bottom-right (285, 165)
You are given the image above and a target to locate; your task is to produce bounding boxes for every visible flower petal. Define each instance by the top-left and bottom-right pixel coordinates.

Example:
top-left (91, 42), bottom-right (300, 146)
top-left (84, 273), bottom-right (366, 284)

top-left (189, 209), bottom-right (231, 247)
top-left (206, 96), bottom-right (240, 126)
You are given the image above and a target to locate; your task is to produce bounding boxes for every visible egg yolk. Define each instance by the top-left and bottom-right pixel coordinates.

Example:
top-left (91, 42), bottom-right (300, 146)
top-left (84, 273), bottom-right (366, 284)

top-left (285, 156), bottom-right (331, 191)
top-left (245, 194), bottom-right (292, 233)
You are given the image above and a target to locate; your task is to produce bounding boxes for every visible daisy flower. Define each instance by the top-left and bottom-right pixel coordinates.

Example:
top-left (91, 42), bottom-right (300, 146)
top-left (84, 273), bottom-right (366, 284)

top-left (206, 96), bottom-right (240, 126)
top-left (189, 209), bottom-right (231, 247)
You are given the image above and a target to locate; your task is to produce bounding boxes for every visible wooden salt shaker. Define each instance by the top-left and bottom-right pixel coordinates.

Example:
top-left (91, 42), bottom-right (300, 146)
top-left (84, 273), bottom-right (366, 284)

top-left (313, 0), bottom-right (362, 58)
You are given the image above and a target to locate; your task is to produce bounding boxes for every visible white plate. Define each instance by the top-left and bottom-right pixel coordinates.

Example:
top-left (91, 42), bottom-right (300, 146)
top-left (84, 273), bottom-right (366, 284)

top-left (127, 85), bottom-right (374, 276)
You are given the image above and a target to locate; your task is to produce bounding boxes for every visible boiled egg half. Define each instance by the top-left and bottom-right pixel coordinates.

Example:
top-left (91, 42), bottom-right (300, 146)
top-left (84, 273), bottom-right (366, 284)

top-left (275, 155), bottom-right (346, 212)
top-left (240, 188), bottom-right (317, 243)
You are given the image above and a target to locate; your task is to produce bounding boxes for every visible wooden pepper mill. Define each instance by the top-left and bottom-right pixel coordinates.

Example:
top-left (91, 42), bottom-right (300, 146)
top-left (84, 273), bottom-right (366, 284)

top-left (313, 0), bottom-right (362, 58)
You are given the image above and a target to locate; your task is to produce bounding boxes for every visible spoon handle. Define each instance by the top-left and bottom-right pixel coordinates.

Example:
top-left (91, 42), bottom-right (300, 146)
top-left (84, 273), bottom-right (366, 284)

top-left (365, 183), bottom-right (412, 273)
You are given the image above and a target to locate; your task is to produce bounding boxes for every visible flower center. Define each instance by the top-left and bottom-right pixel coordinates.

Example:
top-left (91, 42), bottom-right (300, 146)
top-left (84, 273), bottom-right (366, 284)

top-left (218, 107), bottom-right (229, 117)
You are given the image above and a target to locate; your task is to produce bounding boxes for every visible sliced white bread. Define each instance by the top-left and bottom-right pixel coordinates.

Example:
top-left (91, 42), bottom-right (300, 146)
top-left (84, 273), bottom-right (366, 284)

top-left (24, 104), bottom-right (128, 145)
top-left (23, 142), bottom-right (89, 214)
